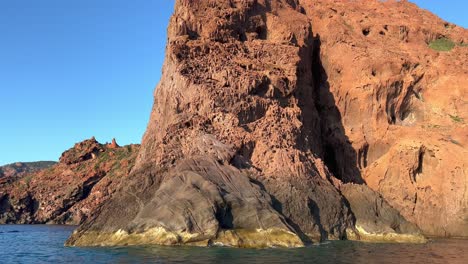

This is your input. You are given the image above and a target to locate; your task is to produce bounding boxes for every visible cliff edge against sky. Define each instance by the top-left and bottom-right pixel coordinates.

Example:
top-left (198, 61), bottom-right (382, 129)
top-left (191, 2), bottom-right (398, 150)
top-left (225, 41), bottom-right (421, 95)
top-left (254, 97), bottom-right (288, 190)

top-left (52, 0), bottom-right (467, 247)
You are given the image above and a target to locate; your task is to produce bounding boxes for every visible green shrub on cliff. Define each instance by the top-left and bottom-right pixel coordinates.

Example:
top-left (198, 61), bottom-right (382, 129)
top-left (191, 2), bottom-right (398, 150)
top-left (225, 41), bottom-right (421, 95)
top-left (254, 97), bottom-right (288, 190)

top-left (429, 38), bottom-right (456, 51)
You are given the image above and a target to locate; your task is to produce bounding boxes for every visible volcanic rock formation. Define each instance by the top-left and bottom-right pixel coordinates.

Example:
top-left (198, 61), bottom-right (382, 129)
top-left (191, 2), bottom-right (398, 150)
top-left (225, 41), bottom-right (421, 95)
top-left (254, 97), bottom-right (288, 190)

top-left (64, 0), bottom-right (468, 248)
top-left (108, 138), bottom-right (120, 149)
top-left (0, 138), bottom-right (139, 225)
top-left (0, 162), bottom-right (56, 181)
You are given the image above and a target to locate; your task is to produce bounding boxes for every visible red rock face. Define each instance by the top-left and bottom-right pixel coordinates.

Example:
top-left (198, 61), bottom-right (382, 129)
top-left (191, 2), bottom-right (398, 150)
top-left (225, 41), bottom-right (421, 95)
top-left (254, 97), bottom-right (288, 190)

top-left (65, 0), bottom-right (359, 247)
top-left (0, 138), bottom-right (139, 225)
top-left (301, 0), bottom-right (467, 237)
top-left (67, 0), bottom-right (468, 247)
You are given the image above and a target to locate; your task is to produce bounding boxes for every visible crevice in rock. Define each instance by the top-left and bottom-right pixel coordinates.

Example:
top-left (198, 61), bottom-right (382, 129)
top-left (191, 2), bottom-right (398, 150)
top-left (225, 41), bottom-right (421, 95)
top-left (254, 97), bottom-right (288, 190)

top-left (358, 144), bottom-right (369, 169)
top-left (389, 105), bottom-right (397, 124)
top-left (323, 144), bottom-right (339, 177)
top-left (416, 148), bottom-right (424, 175)
top-left (311, 35), bottom-right (364, 184)
top-left (412, 192), bottom-right (418, 215)
top-left (385, 81), bottom-right (403, 125)
top-left (384, 71), bottom-right (423, 126)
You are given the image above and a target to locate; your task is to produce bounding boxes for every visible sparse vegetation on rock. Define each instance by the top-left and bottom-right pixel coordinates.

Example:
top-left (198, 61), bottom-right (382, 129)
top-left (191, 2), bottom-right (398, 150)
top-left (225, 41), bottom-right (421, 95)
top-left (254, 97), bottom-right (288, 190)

top-left (429, 38), bottom-right (456, 51)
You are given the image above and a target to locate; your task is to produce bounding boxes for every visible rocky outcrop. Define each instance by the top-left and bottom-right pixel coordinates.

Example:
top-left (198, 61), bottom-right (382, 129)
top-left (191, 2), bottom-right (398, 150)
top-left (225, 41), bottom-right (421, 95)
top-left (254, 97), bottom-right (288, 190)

top-left (0, 138), bottom-right (139, 225)
top-left (108, 138), bottom-right (120, 149)
top-left (66, 0), bottom-right (351, 247)
top-left (341, 184), bottom-right (425, 243)
top-left (64, 0), bottom-right (468, 248)
top-left (59, 137), bottom-right (104, 165)
top-left (0, 161), bottom-right (56, 182)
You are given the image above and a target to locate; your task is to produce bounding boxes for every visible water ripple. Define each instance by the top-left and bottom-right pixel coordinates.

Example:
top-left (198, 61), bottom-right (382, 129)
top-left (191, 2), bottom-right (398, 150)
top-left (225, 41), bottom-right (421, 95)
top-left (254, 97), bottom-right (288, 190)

top-left (0, 225), bottom-right (467, 264)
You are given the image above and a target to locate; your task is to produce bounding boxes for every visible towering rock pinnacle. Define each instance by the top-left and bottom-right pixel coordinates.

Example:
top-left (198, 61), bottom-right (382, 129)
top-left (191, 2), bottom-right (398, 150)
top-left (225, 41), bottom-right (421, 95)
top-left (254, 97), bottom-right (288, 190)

top-left (108, 138), bottom-right (119, 149)
top-left (67, 0), bottom-right (467, 247)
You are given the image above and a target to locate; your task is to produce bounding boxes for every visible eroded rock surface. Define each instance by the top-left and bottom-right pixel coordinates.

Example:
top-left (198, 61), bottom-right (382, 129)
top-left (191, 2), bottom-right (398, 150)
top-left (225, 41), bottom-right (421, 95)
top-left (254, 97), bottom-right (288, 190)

top-left (303, 0), bottom-right (467, 238)
top-left (63, 0), bottom-right (468, 248)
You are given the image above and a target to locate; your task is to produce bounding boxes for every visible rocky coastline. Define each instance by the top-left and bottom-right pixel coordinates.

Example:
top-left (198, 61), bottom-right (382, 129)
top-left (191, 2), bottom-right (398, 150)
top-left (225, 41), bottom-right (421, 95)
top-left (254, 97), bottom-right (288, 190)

top-left (2, 0), bottom-right (467, 248)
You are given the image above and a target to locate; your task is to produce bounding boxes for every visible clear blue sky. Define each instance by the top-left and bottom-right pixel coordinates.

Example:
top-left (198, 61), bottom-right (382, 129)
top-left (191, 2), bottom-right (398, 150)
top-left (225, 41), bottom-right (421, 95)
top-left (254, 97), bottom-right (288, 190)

top-left (0, 1), bottom-right (466, 166)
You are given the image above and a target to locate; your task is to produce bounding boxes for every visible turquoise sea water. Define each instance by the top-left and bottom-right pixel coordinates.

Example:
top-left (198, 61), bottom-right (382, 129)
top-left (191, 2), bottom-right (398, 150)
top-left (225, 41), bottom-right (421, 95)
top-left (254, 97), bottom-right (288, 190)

top-left (0, 225), bottom-right (467, 264)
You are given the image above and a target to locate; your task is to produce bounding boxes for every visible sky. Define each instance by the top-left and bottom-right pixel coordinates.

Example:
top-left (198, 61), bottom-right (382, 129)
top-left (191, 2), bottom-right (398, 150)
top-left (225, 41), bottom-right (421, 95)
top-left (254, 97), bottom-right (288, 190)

top-left (0, 1), bottom-right (466, 166)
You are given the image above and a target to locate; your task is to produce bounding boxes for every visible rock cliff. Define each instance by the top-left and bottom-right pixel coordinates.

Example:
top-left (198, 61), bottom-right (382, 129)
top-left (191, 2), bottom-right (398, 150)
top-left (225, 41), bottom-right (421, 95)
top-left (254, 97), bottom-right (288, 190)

top-left (0, 138), bottom-right (139, 225)
top-left (65, 0), bottom-right (468, 248)
top-left (304, 0), bottom-right (467, 238)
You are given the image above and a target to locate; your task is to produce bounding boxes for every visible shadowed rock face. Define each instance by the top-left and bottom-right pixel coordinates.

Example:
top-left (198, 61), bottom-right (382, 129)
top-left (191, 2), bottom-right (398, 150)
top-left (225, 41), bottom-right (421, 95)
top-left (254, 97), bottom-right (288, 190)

top-left (67, 0), bottom-right (466, 247)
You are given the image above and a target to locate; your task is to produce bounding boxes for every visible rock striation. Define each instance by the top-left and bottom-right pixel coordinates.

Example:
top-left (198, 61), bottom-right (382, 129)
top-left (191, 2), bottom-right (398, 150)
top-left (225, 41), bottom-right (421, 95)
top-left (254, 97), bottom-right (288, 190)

top-left (64, 0), bottom-right (468, 248)
top-left (0, 138), bottom-right (139, 225)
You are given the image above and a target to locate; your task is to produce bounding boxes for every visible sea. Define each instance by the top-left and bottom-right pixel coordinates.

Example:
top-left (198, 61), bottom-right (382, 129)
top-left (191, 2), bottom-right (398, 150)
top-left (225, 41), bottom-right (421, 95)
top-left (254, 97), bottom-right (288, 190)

top-left (0, 225), bottom-right (467, 264)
